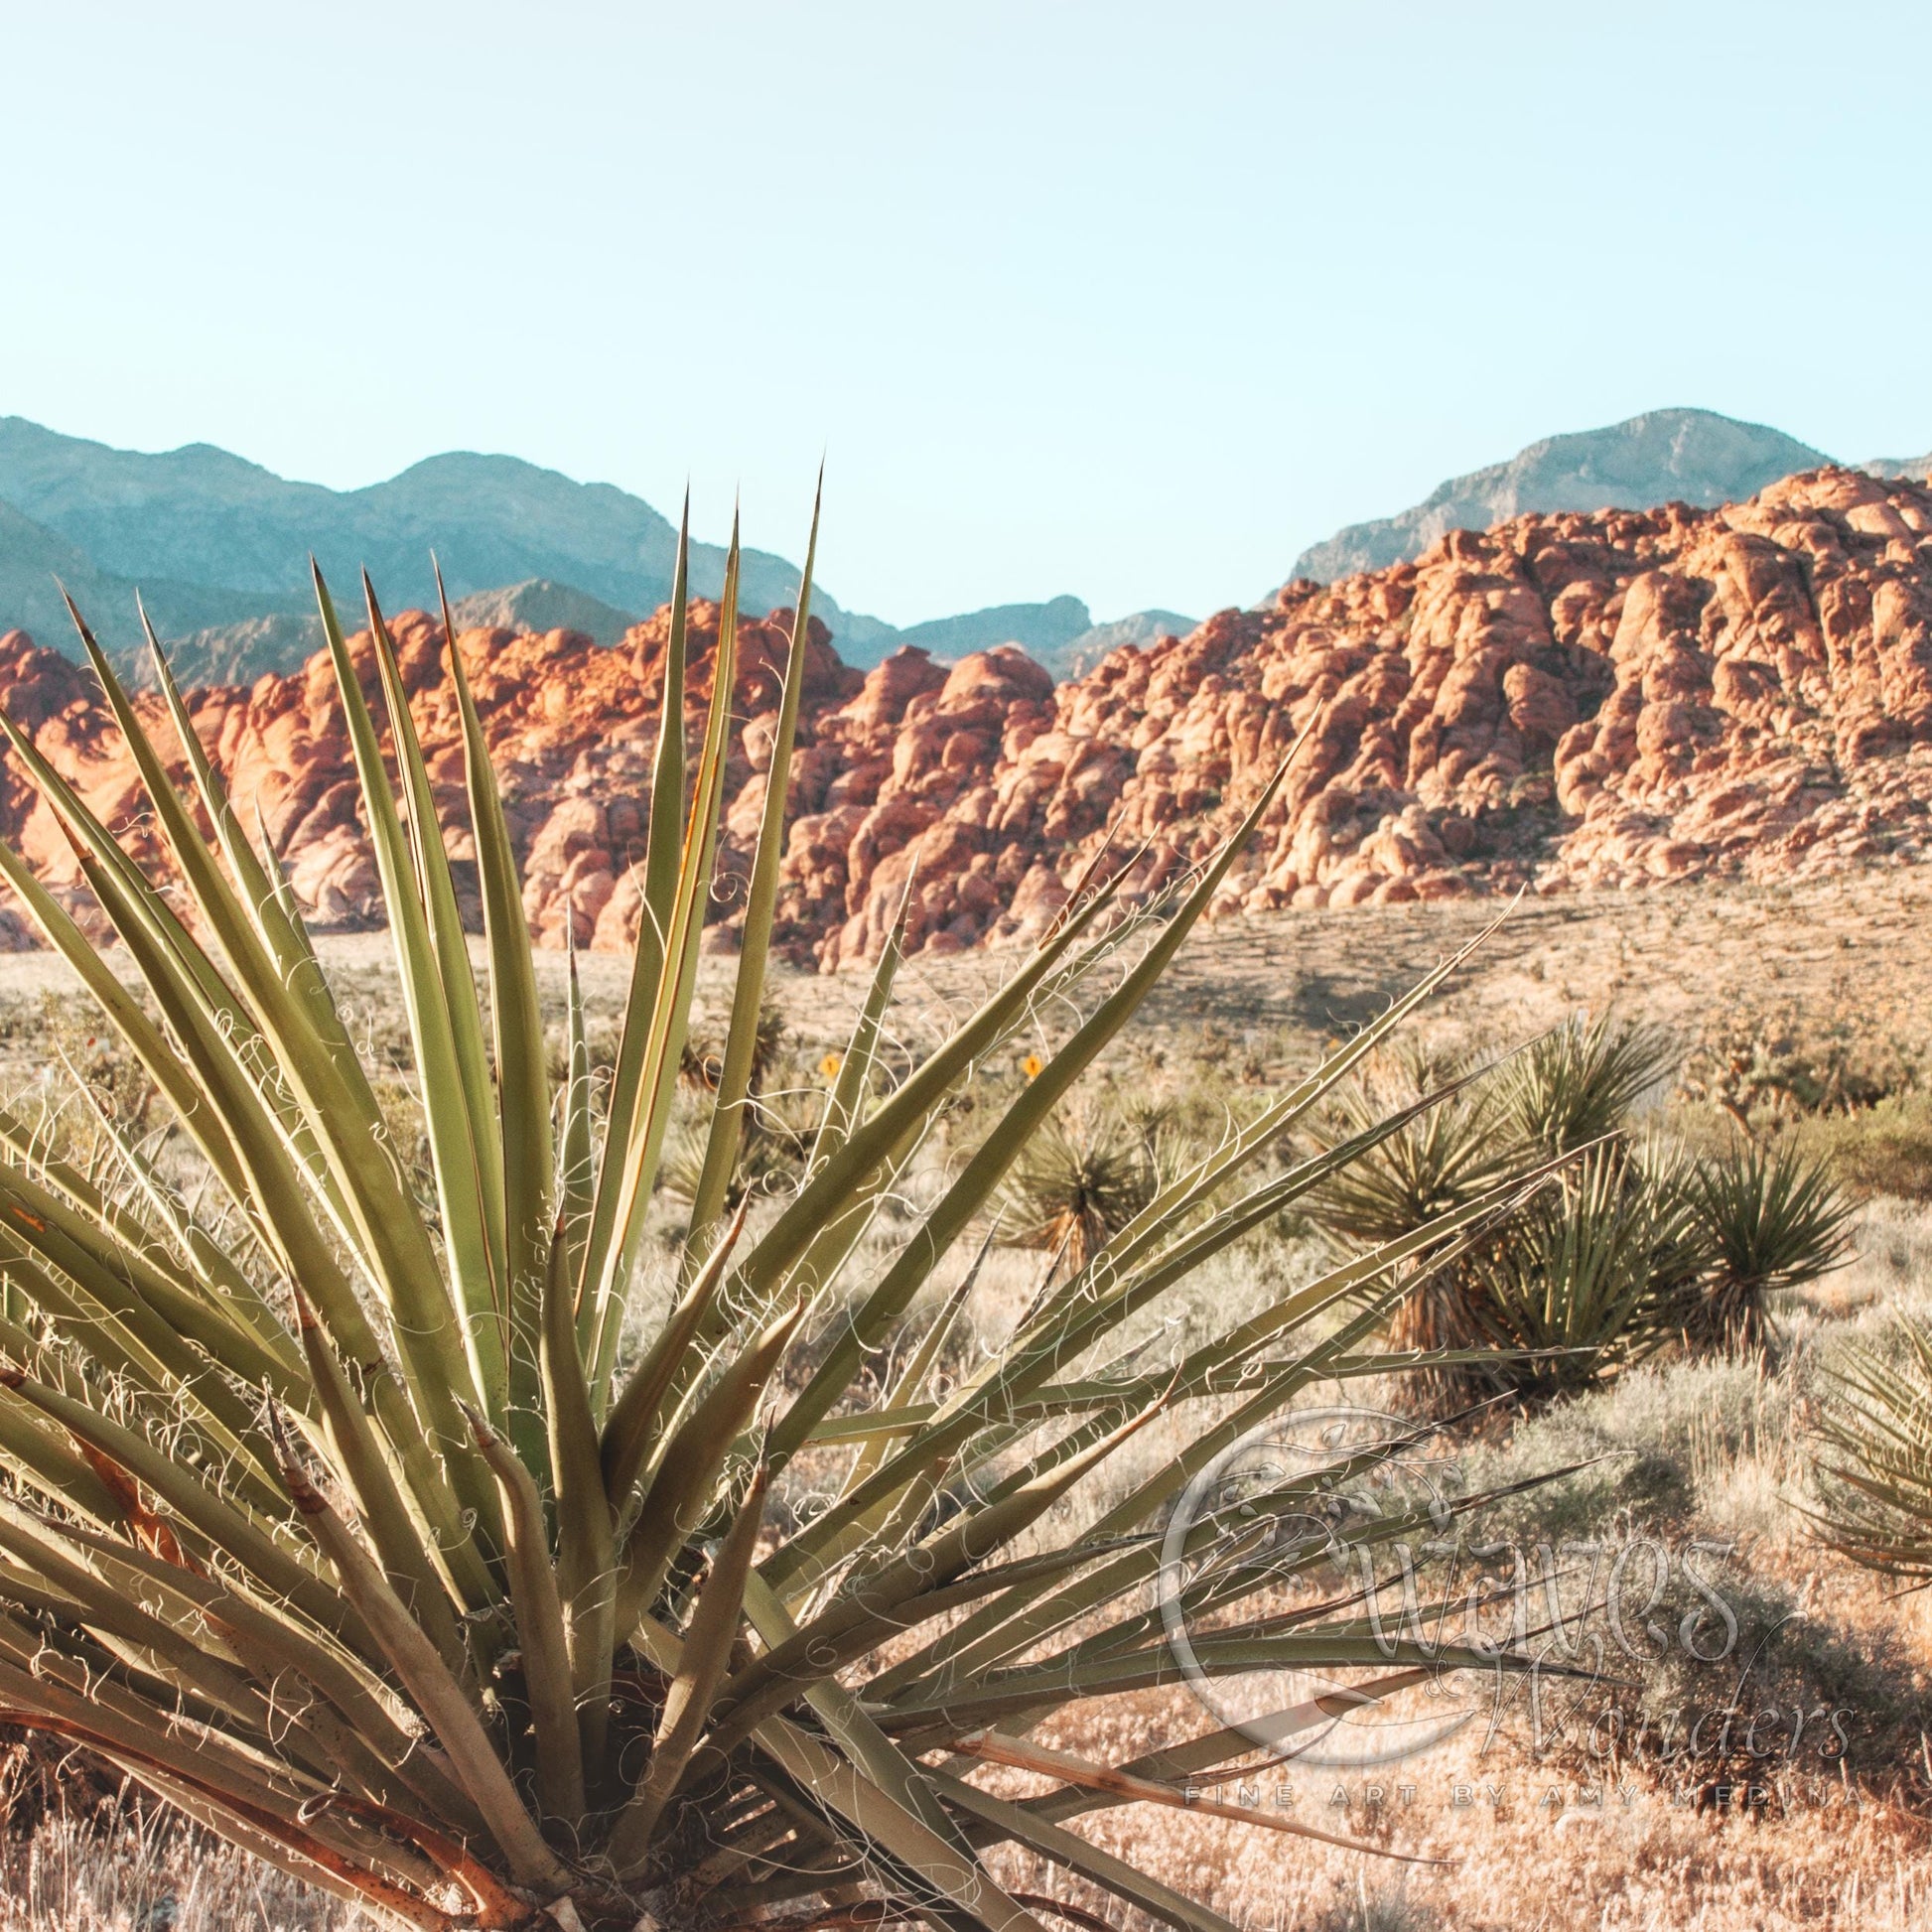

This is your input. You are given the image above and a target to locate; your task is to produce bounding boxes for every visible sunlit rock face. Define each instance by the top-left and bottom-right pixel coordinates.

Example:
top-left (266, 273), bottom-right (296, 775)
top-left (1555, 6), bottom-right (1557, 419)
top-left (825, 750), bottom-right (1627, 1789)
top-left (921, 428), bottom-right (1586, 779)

top-left (5, 468), bottom-right (1932, 966)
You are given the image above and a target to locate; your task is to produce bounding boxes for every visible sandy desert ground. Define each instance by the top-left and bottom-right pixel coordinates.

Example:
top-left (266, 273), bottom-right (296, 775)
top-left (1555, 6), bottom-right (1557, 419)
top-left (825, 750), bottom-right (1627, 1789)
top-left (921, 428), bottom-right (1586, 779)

top-left (4, 871), bottom-right (1932, 1931)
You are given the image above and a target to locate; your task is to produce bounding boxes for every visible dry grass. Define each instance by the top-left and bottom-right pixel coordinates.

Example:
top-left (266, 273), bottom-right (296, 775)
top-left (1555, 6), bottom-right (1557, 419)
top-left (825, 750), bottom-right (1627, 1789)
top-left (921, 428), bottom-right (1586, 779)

top-left (3, 866), bottom-right (1930, 1094)
top-left (985, 1754), bottom-right (1932, 1932)
top-left (0, 1778), bottom-right (345, 1930)
top-left (7, 877), bottom-right (1932, 1929)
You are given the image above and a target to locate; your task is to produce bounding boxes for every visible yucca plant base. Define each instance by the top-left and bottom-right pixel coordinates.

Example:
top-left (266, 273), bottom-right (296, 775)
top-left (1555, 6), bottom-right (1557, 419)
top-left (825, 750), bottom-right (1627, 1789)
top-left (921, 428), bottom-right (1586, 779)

top-left (0, 512), bottom-right (1551, 1932)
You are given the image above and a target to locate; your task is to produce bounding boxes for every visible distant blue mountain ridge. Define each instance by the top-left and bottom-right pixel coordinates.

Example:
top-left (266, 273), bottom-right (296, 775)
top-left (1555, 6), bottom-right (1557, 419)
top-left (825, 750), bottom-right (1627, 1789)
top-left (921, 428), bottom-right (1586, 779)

top-left (0, 417), bottom-right (1185, 684)
top-left (0, 408), bottom-right (1918, 691)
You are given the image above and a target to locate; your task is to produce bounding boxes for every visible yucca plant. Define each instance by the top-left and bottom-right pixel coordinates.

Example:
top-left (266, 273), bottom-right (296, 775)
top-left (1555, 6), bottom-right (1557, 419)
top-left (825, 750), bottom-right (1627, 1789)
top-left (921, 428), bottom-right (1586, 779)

top-left (1311, 1020), bottom-right (1687, 1411)
top-left (662, 1080), bottom-right (826, 1215)
top-left (1307, 1044), bottom-right (1510, 1250)
top-left (1680, 1141), bottom-right (1854, 1351)
top-left (1306, 1043), bottom-right (1514, 1410)
top-left (1000, 1107), bottom-right (1162, 1275)
top-left (1498, 1013), bottom-right (1677, 1158)
top-left (1806, 1316), bottom-right (1932, 1583)
top-left (1481, 1146), bottom-right (1699, 1399)
top-left (0, 499), bottom-right (1553, 1932)
top-left (681, 1006), bottom-right (787, 1097)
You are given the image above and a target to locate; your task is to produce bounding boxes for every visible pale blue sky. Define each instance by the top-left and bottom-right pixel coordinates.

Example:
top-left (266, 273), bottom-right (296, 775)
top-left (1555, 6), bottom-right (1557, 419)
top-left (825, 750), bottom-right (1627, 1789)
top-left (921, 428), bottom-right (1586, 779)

top-left (6, 1), bottom-right (1931, 624)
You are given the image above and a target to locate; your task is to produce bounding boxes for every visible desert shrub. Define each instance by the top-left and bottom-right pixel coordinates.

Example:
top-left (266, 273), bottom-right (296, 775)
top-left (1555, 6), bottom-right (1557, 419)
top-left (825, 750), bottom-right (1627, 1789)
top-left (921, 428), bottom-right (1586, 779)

top-left (1678, 995), bottom-right (1925, 1128)
top-left (0, 1775), bottom-right (349, 1931)
top-left (20, 990), bottom-right (162, 1145)
top-left (0, 1726), bottom-right (124, 1835)
top-left (1829, 1195), bottom-right (1932, 1316)
top-left (1461, 1351), bottom-right (1794, 1547)
top-left (1782, 1094), bottom-right (1932, 1201)
top-left (546, 1009), bottom-right (623, 1085)
top-left (1675, 995), bottom-right (1932, 1200)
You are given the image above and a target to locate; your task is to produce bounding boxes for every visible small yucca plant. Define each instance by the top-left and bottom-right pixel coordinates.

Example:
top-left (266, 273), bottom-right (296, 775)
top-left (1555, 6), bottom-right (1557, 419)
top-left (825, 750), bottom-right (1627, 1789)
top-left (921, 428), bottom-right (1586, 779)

top-left (1681, 1141), bottom-right (1854, 1351)
top-left (662, 1076), bottom-right (824, 1216)
top-left (1306, 1043), bottom-right (1514, 1411)
top-left (1497, 1013), bottom-right (1677, 1159)
top-left (1000, 1107), bottom-right (1161, 1275)
top-left (1482, 1146), bottom-right (1700, 1399)
top-left (1312, 1019), bottom-right (1690, 1409)
top-left (1806, 1317), bottom-right (1932, 1583)
top-left (1307, 1043), bottom-right (1512, 1250)
top-left (0, 500), bottom-right (1548, 1931)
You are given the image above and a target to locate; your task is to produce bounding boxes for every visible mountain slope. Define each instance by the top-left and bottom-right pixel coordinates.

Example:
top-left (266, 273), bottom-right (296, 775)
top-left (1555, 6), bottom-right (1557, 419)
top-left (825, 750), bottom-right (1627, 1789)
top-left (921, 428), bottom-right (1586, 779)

top-left (1289, 408), bottom-right (1829, 585)
top-left (0, 416), bottom-right (897, 662)
top-left (0, 417), bottom-right (1157, 677)
top-left (445, 579), bottom-right (637, 646)
top-left (1044, 609), bottom-right (1194, 679)
top-left (1867, 452), bottom-right (1932, 483)
top-left (0, 496), bottom-right (291, 653)
top-left (867, 599), bottom-right (1194, 678)
top-left (160, 580), bottom-right (643, 688)
top-left (895, 596), bottom-right (1092, 660)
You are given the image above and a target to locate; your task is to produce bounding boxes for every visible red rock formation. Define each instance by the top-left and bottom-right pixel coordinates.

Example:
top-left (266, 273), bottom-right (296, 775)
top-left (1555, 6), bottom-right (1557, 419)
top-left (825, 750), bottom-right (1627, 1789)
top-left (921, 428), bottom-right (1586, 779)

top-left (3, 467), bottom-right (1931, 967)
top-left (802, 467), bottom-right (1932, 963)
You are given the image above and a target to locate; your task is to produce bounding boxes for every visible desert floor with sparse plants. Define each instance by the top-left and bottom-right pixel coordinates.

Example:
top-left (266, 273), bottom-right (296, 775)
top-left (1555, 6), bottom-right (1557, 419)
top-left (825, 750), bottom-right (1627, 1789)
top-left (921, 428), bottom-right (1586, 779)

top-left (4, 870), bottom-right (1932, 1931)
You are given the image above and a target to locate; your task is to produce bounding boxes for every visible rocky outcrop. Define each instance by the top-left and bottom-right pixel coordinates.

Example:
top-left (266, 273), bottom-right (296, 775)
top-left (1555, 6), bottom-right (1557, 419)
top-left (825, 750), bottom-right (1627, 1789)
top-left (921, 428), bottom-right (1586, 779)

top-left (0, 602), bottom-right (862, 954)
top-left (784, 467), bottom-right (1932, 963)
top-left (2, 468), bottom-right (1931, 968)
